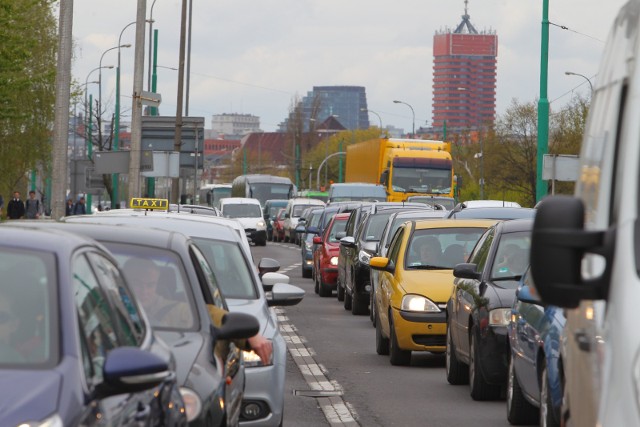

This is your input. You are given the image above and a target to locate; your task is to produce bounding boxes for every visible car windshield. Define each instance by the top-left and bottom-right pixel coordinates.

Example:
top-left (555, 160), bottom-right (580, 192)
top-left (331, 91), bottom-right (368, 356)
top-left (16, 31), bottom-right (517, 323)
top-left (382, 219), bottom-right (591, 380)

top-left (405, 227), bottom-right (486, 269)
top-left (223, 203), bottom-right (262, 218)
top-left (328, 219), bottom-right (348, 243)
top-left (293, 204), bottom-right (318, 217)
top-left (0, 248), bottom-right (57, 367)
top-left (409, 197), bottom-right (456, 210)
top-left (364, 212), bottom-right (395, 241)
top-left (105, 243), bottom-right (198, 331)
top-left (490, 231), bottom-right (531, 286)
top-left (268, 203), bottom-right (287, 217)
top-left (448, 208), bottom-right (536, 220)
top-left (192, 238), bottom-right (258, 299)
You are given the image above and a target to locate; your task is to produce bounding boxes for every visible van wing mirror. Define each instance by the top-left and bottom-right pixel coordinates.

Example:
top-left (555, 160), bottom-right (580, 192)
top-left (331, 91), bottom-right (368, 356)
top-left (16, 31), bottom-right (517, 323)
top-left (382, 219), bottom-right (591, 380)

top-left (530, 196), bottom-right (612, 308)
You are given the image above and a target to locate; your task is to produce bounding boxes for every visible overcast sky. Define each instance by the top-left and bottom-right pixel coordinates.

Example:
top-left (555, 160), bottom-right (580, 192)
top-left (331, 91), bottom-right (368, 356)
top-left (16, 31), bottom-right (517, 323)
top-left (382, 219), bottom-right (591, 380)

top-left (72, 0), bottom-right (626, 133)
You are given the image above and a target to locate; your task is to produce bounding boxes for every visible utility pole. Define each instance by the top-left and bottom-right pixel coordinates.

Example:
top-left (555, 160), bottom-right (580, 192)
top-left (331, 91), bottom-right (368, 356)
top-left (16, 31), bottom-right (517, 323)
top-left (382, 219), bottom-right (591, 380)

top-left (127, 0), bottom-right (147, 203)
top-left (51, 0), bottom-right (73, 220)
top-left (536, 0), bottom-right (550, 202)
top-left (172, 0), bottom-right (188, 204)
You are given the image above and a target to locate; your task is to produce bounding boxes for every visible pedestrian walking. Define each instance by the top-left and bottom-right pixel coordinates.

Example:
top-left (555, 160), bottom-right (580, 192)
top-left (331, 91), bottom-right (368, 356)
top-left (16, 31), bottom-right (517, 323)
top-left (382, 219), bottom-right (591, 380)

top-left (24, 191), bottom-right (42, 219)
top-left (7, 191), bottom-right (25, 219)
top-left (73, 197), bottom-right (87, 215)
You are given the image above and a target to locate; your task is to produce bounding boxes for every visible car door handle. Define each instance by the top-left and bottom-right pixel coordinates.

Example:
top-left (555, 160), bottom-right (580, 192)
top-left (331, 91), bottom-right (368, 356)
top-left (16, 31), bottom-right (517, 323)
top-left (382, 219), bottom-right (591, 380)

top-left (135, 402), bottom-right (151, 421)
top-left (574, 329), bottom-right (591, 352)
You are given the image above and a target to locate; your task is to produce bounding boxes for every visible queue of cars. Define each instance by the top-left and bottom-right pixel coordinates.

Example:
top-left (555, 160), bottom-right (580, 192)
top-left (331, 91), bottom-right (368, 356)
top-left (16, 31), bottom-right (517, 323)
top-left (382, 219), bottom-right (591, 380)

top-left (2, 197), bottom-right (305, 427)
top-left (289, 196), bottom-right (566, 427)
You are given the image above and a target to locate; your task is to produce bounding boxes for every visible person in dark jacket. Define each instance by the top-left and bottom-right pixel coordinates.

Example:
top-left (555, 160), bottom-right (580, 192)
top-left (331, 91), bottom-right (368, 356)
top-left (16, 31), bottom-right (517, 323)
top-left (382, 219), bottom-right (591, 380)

top-left (65, 199), bottom-right (75, 216)
top-left (7, 191), bottom-right (25, 219)
top-left (73, 197), bottom-right (87, 215)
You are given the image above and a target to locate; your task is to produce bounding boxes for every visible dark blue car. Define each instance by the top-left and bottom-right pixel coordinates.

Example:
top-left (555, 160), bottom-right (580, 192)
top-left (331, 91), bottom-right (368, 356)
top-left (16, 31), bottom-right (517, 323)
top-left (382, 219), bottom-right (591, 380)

top-left (507, 268), bottom-right (565, 426)
top-left (0, 226), bottom-right (186, 426)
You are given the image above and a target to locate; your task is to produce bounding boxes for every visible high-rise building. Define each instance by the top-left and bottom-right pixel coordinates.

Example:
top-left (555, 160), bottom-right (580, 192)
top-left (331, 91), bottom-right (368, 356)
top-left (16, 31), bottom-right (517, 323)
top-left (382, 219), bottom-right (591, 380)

top-left (278, 85), bottom-right (369, 132)
top-left (432, 1), bottom-right (497, 133)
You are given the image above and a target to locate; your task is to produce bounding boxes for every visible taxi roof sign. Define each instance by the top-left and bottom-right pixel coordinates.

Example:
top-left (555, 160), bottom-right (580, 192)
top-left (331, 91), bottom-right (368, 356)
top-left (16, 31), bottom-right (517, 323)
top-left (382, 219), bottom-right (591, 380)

top-left (130, 198), bottom-right (169, 210)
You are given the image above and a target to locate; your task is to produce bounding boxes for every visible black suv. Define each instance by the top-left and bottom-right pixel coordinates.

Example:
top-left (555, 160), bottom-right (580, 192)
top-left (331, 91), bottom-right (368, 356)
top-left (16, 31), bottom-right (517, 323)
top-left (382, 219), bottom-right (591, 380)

top-left (338, 203), bottom-right (432, 315)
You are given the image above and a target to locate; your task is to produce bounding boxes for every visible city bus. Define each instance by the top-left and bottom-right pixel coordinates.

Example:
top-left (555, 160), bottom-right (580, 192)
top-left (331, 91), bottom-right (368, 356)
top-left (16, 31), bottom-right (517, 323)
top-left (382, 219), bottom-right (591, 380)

top-left (231, 174), bottom-right (296, 206)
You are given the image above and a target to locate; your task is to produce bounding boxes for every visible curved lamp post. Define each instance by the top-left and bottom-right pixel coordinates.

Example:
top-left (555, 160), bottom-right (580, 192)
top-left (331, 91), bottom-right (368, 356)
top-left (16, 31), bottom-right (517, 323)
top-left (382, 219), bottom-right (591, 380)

top-left (361, 108), bottom-right (383, 129)
top-left (393, 100), bottom-right (415, 137)
top-left (565, 71), bottom-right (593, 93)
top-left (98, 44), bottom-right (130, 125)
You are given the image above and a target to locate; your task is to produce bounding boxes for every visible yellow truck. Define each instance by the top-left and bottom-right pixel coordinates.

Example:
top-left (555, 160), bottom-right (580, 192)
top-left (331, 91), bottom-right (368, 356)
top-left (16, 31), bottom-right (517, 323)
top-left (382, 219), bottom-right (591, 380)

top-left (345, 138), bottom-right (454, 202)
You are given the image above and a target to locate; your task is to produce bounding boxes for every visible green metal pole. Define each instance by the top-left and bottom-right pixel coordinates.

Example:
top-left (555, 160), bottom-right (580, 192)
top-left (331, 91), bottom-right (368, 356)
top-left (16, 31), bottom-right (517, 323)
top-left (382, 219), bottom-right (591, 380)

top-left (338, 140), bottom-right (343, 182)
top-left (536, 0), bottom-right (550, 202)
top-left (30, 170), bottom-right (36, 192)
top-left (146, 28), bottom-right (159, 197)
top-left (87, 94), bottom-right (93, 211)
top-left (443, 120), bottom-right (447, 140)
top-left (113, 63), bottom-right (120, 209)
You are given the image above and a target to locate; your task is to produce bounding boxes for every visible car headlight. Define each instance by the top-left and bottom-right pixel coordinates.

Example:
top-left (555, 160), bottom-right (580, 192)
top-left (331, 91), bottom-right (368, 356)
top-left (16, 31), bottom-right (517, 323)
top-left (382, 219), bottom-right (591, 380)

top-left (401, 294), bottom-right (441, 312)
top-left (257, 220), bottom-right (265, 228)
top-left (18, 414), bottom-right (63, 427)
top-left (179, 387), bottom-right (202, 422)
top-left (330, 256), bottom-right (339, 266)
top-left (243, 346), bottom-right (274, 367)
top-left (489, 308), bottom-right (511, 326)
top-left (305, 241), bottom-right (313, 251)
top-left (358, 250), bottom-right (372, 265)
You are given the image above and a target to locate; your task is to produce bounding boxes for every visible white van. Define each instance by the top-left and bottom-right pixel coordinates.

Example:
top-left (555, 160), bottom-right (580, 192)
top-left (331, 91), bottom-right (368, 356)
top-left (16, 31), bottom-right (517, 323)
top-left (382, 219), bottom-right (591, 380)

top-left (220, 197), bottom-right (267, 246)
top-left (530, 2), bottom-right (640, 425)
top-left (282, 197), bottom-right (325, 244)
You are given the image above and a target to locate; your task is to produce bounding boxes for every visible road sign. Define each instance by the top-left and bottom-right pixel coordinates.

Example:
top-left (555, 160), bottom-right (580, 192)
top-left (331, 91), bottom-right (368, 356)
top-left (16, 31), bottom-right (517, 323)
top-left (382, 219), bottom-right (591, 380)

top-left (93, 150), bottom-right (154, 174)
top-left (140, 91), bottom-right (162, 107)
top-left (542, 154), bottom-right (579, 181)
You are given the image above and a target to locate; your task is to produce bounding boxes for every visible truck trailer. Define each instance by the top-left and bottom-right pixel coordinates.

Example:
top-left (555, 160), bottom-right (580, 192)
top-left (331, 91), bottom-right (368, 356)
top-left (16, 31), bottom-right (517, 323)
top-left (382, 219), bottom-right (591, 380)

top-left (345, 138), bottom-right (454, 202)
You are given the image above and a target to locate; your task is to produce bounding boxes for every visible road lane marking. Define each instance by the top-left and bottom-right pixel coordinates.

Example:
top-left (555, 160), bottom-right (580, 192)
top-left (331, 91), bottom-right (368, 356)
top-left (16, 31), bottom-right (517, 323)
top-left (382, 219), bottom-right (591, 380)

top-left (275, 268), bottom-right (360, 427)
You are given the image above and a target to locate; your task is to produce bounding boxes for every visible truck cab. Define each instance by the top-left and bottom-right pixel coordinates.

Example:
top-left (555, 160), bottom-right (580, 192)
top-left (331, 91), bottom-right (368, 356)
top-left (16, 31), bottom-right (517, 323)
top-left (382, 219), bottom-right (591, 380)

top-left (530, 2), bottom-right (640, 425)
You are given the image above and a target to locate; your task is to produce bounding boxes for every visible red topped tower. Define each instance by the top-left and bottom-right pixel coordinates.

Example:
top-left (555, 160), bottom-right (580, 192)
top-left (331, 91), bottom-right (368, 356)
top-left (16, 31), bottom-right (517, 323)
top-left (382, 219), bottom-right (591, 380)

top-left (432, 0), bottom-right (497, 133)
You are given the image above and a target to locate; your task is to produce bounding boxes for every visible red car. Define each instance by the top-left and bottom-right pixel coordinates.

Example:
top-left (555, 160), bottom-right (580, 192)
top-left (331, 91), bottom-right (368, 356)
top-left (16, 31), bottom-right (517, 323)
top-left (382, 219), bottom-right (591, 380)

top-left (273, 208), bottom-right (287, 242)
top-left (313, 213), bottom-right (350, 297)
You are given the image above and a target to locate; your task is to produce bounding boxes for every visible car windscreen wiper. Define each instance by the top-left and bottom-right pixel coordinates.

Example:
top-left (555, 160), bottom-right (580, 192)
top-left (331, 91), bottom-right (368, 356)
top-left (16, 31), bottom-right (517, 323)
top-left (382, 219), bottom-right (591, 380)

top-left (491, 275), bottom-right (522, 282)
top-left (407, 264), bottom-right (448, 270)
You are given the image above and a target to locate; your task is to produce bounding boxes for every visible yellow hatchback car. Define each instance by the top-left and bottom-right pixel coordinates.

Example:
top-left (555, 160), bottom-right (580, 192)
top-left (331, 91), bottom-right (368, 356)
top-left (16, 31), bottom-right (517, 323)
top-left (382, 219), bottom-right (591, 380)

top-left (370, 219), bottom-right (498, 366)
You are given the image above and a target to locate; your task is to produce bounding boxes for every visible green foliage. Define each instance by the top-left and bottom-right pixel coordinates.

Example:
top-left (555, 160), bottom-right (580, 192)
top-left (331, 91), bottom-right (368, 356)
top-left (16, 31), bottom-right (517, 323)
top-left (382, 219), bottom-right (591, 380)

top-left (0, 0), bottom-right (57, 197)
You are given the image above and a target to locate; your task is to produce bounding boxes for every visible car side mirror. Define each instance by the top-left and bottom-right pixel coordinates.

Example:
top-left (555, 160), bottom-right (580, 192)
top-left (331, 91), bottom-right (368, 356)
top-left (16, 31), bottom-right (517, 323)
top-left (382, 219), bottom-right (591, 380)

top-left (267, 283), bottom-right (305, 307)
top-left (516, 285), bottom-right (541, 305)
top-left (262, 272), bottom-right (289, 292)
top-left (370, 257), bottom-right (394, 273)
top-left (295, 224), bottom-right (306, 233)
top-left (95, 348), bottom-right (170, 399)
top-left (340, 236), bottom-right (356, 248)
top-left (285, 213), bottom-right (290, 219)
top-left (258, 257), bottom-right (280, 277)
top-left (530, 196), bottom-right (611, 308)
top-left (313, 236), bottom-right (322, 244)
top-left (214, 311), bottom-right (260, 341)
top-left (453, 263), bottom-right (481, 280)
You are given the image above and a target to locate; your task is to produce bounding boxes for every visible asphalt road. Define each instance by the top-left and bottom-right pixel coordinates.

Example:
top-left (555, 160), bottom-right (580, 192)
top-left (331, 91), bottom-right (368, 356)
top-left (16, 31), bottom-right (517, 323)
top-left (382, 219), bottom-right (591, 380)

top-left (253, 241), bottom-right (512, 427)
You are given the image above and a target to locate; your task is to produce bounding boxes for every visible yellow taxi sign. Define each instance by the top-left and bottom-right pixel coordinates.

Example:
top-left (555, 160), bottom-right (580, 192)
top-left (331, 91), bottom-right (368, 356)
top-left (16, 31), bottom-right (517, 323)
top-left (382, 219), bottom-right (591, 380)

top-left (130, 198), bottom-right (169, 210)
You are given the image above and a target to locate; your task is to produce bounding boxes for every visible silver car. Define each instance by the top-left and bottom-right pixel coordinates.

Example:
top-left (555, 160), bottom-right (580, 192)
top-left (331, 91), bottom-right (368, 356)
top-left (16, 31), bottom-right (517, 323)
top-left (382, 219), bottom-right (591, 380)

top-left (66, 211), bottom-right (305, 426)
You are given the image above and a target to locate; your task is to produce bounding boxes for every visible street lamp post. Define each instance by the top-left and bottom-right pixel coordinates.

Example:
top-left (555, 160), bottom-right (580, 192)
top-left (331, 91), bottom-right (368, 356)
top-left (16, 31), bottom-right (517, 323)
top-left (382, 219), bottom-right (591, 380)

top-left (147, 0), bottom-right (158, 92)
top-left (361, 108), bottom-right (382, 129)
top-left (393, 100), bottom-right (415, 137)
top-left (565, 71), bottom-right (593, 93)
top-left (114, 23), bottom-right (136, 209)
top-left (99, 45), bottom-right (130, 126)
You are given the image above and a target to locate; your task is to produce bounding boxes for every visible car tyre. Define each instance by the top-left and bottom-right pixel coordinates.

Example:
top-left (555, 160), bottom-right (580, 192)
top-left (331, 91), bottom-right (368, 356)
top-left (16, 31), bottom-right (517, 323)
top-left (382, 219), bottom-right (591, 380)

top-left (375, 307), bottom-right (390, 355)
top-left (337, 281), bottom-right (345, 301)
top-left (302, 264), bottom-right (312, 278)
top-left (540, 361), bottom-right (561, 427)
top-left (343, 287), bottom-right (352, 310)
top-left (507, 352), bottom-right (539, 424)
top-left (446, 322), bottom-right (469, 385)
top-left (469, 325), bottom-right (501, 400)
top-left (389, 315), bottom-right (411, 366)
top-left (319, 278), bottom-right (332, 297)
top-left (351, 288), bottom-right (369, 315)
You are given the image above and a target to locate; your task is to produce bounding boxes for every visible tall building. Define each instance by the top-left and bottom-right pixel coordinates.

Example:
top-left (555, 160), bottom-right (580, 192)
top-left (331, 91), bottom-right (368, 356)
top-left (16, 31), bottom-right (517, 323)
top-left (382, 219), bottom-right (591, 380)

top-left (211, 113), bottom-right (261, 139)
top-left (278, 86), bottom-right (369, 132)
top-left (432, 1), bottom-right (497, 133)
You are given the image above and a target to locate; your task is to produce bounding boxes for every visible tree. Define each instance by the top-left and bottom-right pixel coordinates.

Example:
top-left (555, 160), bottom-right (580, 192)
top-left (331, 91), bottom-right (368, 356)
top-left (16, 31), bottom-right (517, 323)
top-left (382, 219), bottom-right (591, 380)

top-left (0, 0), bottom-right (57, 201)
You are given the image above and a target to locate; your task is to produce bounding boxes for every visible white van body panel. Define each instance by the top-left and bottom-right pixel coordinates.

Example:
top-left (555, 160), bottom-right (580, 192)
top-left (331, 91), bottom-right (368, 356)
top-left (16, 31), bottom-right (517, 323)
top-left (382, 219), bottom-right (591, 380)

top-left (563, 2), bottom-right (640, 425)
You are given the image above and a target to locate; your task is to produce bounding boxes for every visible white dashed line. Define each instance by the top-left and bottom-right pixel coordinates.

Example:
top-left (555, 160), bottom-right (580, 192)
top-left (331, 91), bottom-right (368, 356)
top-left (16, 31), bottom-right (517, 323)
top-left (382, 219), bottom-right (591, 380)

top-left (275, 265), bottom-right (360, 427)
